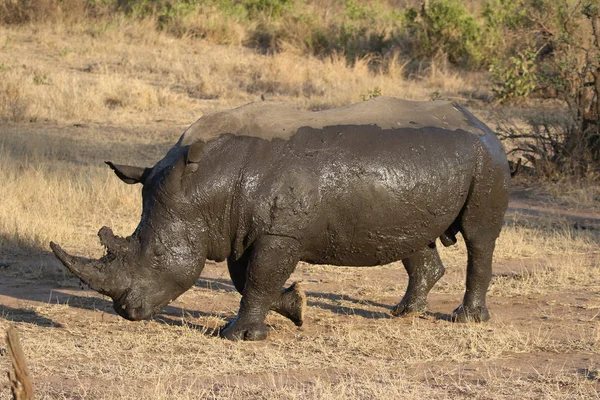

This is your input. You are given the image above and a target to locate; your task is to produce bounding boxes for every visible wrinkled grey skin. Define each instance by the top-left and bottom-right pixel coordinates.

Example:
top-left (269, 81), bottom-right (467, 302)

top-left (50, 97), bottom-right (510, 341)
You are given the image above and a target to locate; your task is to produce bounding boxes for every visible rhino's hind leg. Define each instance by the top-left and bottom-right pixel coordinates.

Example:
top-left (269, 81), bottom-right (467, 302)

top-left (451, 166), bottom-right (508, 323)
top-left (222, 236), bottom-right (301, 341)
top-left (392, 243), bottom-right (445, 317)
top-left (227, 253), bottom-right (306, 327)
top-left (451, 238), bottom-right (495, 323)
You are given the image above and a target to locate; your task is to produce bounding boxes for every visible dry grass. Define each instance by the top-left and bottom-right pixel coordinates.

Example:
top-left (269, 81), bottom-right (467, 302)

top-left (541, 179), bottom-right (600, 212)
top-left (0, 130), bottom-right (141, 254)
top-left (0, 17), bottom-right (599, 400)
top-left (0, 292), bottom-right (598, 399)
top-left (0, 21), bottom-right (488, 125)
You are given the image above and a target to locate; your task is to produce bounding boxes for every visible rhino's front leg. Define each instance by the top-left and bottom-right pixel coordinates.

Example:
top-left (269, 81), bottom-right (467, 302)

top-left (221, 235), bottom-right (301, 341)
top-left (227, 252), bottom-right (306, 327)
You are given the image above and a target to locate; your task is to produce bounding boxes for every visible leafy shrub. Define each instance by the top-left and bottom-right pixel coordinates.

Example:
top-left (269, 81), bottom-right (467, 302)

top-left (344, 0), bottom-right (376, 21)
top-left (496, 0), bottom-right (600, 176)
top-left (402, 0), bottom-right (484, 67)
top-left (490, 50), bottom-right (538, 102)
top-left (360, 86), bottom-right (382, 101)
top-left (245, 0), bottom-right (400, 61)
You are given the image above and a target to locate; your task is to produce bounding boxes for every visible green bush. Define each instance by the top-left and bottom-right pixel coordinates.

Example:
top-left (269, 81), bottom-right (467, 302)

top-left (408, 0), bottom-right (484, 66)
top-left (490, 50), bottom-right (538, 102)
top-left (0, 0), bottom-right (488, 68)
top-left (344, 0), bottom-right (376, 21)
top-left (495, 0), bottom-right (600, 175)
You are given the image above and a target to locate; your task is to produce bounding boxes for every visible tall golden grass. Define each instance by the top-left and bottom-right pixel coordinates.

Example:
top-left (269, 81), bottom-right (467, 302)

top-left (0, 134), bottom-right (141, 254)
top-left (0, 20), bottom-right (488, 125)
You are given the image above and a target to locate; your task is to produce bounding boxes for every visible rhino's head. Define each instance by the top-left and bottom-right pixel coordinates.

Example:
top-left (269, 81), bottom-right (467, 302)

top-left (51, 145), bottom-right (208, 321)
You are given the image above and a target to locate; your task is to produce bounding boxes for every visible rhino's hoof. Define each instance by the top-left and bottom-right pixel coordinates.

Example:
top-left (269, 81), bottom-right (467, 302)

top-left (451, 304), bottom-right (490, 323)
top-left (221, 319), bottom-right (268, 341)
top-left (391, 300), bottom-right (426, 317)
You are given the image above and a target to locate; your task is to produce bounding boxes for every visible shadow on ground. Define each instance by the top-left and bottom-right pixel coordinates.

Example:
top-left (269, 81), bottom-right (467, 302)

top-left (195, 276), bottom-right (238, 293)
top-left (0, 305), bottom-right (63, 328)
top-left (306, 291), bottom-right (393, 319)
top-left (577, 368), bottom-right (600, 382)
top-left (0, 234), bottom-right (231, 333)
top-left (507, 189), bottom-right (600, 230)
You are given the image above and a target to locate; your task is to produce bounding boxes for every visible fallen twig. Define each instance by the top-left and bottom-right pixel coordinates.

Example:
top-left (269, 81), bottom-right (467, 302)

top-left (6, 326), bottom-right (33, 400)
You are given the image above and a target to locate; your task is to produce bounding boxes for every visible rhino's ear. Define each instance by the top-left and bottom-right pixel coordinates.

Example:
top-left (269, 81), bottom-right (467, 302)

top-left (105, 161), bottom-right (152, 185)
top-left (183, 143), bottom-right (205, 177)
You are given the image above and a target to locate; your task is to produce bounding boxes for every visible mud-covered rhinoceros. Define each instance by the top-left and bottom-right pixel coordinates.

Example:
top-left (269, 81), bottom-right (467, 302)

top-left (50, 97), bottom-right (510, 340)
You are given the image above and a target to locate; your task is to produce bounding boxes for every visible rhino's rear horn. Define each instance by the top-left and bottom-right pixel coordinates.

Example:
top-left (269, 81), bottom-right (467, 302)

top-left (98, 226), bottom-right (132, 254)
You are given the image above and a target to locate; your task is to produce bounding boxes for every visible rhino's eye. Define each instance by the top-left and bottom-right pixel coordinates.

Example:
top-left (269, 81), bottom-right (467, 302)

top-left (153, 243), bottom-right (166, 256)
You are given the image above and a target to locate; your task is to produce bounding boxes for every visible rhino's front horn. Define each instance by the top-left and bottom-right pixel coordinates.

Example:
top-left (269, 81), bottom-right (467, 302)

top-left (49, 242), bottom-right (117, 296)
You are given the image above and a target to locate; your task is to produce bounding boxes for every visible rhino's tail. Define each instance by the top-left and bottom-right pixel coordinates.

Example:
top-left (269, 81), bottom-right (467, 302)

top-left (440, 225), bottom-right (459, 247)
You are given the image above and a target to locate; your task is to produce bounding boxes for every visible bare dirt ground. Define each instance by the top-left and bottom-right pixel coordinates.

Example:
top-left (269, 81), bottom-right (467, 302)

top-left (0, 123), bottom-right (599, 399)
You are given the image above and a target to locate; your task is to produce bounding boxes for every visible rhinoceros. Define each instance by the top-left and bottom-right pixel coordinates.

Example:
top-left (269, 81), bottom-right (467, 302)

top-left (50, 97), bottom-right (510, 340)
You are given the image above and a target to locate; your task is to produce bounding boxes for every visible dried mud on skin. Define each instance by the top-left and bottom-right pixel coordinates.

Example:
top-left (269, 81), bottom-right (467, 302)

top-left (0, 124), bottom-right (599, 399)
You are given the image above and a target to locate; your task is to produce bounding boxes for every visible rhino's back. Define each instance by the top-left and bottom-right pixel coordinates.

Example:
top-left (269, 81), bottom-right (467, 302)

top-left (227, 125), bottom-right (480, 266)
top-left (178, 97), bottom-right (487, 146)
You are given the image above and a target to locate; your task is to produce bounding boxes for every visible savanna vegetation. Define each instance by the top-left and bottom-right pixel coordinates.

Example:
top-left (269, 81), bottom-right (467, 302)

top-left (0, 1), bottom-right (599, 399)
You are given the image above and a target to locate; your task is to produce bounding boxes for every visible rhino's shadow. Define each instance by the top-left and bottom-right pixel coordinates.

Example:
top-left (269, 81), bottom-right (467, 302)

top-left (0, 304), bottom-right (63, 328)
top-left (425, 312), bottom-right (453, 322)
top-left (2, 285), bottom-right (227, 334)
top-left (196, 277), bottom-right (454, 321)
top-left (305, 293), bottom-right (453, 321)
top-left (152, 315), bottom-right (221, 336)
top-left (306, 292), bottom-right (393, 320)
top-left (58, 291), bottom-right (227, 334)
top-left (195, 276), bottom-right (238, 292)
top-left (194, 277), bottom-right (402, 320)
top-left (56, 292), bottom-right (230, 334)
top-left (305, 294), bottom-right (452, 321)
top-left (179, 276), bottom-right (453, 321)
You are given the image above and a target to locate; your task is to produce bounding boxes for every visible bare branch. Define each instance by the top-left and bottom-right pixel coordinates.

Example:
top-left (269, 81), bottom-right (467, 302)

top-left (6, 326), bottom-right (34, 400)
